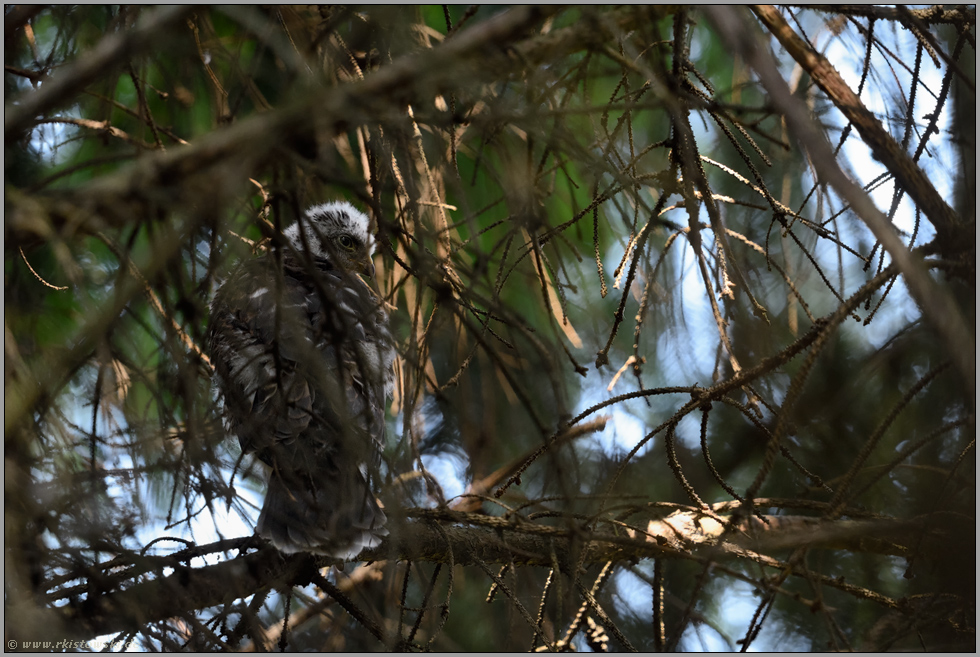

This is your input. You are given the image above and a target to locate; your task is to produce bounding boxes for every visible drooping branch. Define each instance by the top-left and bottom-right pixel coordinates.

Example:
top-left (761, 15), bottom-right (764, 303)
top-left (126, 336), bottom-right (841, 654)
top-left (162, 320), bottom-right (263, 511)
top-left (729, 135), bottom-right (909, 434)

top-left (4, 6), bottom-right (196, 138)
top-left (6, 7), bottom-right (567, 248)
top-left (36, 506), bottom-right (956, 643)
top-left (707, 5), bottom-right (976, 402)
top-left (749, 5), bottom-right (966, 248)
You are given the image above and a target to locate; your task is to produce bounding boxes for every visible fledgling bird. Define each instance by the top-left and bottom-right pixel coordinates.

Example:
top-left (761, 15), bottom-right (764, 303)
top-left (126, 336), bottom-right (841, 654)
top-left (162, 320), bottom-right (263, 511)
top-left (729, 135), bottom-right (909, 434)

top-left (209, 201), bottom-right (394, 558)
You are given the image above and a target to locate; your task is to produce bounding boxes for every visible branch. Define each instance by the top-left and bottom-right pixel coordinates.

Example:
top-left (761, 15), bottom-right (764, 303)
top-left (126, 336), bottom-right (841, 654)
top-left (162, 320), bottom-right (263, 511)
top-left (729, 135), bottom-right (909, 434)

top-left (5, 6), bottom-right (560, 248)
top-left (43, 507), bottom-right (956, 642)
top-left (4, 6), bottom-right (195, 138)
top-left (4, 217), bottom-right (195, 439)
top-left (791, 4), bottom-right (976, 26)
top-left (749, 5), bottom-right (965, 248)
top-left (707, 5), bottom-right (975, 403)
top-left (3, 5), bottom-right (47, 42)
top-left (45, 547), bottom-right (312, 644)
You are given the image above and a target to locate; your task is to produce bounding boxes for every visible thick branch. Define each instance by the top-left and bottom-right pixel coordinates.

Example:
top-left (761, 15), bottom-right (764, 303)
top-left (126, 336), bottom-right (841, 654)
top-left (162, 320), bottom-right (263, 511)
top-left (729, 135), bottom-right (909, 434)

top-left (707, 5), bottom-right (975, 403)
top-left (792, 4), bottom-right (976, 26)
top-left (5, 6), bottom-right (559, 248)
top-left (43, 509), bottom-right (955, 642)
top-left (42, 547), bottom-right (310, 644)
top-left (750, 5), bottom-right (966, 248)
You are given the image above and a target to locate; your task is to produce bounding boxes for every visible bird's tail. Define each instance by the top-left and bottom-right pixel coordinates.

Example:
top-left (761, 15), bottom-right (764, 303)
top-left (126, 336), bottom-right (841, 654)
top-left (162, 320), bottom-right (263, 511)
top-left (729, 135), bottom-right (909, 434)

top-left (256, 467), bottom-right (387, 559)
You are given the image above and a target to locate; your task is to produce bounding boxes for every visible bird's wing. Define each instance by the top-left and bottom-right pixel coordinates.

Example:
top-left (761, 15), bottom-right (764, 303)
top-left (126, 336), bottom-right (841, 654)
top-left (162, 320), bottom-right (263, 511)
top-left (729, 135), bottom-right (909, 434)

top-left (210, 261), bottom-right (318, 459)
top-left (304, 270), bottom-right (391, 461)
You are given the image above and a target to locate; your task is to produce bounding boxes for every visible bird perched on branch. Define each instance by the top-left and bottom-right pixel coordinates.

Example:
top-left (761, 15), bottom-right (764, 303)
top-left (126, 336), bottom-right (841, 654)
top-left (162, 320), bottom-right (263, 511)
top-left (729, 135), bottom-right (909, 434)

top-left (209, 201), bottom-right (394, 558)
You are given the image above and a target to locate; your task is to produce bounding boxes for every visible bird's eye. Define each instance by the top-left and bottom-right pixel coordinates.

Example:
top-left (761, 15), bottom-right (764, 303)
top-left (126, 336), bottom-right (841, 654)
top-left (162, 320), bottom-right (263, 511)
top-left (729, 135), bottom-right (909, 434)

top-left (337, 235), bottom-right (356, 251)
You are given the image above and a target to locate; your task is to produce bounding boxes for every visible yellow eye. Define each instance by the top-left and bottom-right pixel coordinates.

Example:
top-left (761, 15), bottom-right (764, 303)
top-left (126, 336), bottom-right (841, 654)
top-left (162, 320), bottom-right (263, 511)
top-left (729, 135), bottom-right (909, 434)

top-left (337, 235), bottom-right (356, 251)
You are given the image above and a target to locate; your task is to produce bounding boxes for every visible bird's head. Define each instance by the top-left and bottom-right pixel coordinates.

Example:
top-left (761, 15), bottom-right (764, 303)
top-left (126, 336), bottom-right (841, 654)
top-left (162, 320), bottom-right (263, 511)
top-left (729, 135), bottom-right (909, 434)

top-left (285, 202), bottom-right (377, 277)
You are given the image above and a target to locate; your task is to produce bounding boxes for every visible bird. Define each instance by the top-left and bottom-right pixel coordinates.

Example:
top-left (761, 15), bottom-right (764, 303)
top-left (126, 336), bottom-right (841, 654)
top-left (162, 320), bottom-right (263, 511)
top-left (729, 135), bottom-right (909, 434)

top-left (208, 201), bottom-right (394, 558)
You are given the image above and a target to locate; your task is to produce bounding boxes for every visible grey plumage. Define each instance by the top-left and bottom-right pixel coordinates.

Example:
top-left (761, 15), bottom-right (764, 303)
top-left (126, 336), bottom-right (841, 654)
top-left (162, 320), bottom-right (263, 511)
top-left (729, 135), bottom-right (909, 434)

top-left (209, 202), bottom-right (394, 557)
